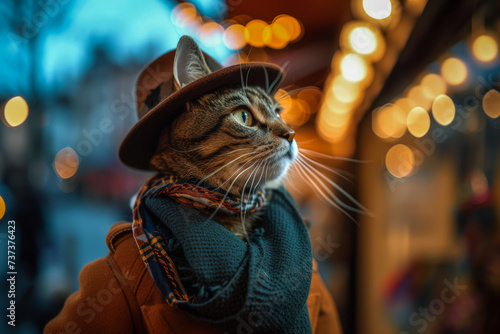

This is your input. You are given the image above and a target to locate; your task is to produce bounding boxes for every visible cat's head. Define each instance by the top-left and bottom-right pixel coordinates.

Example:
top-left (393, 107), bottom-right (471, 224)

top-left (150, 37), bottom-right (297, 196)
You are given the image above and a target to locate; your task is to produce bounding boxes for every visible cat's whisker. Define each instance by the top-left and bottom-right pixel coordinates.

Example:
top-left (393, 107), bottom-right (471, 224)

top-left (284, 165), bottom-right (304, 195)
top-left (275, 86), bottom-right (317, 101)
top-left (246, 46), bottom-right (254, 58)
top-left (296, 157), bottom-right (372, 218)
top-left (294, 138), bottom-right (316, 146)
top-left (268, 61), bottom-right (288, 94)
top-left (237, 51), bottom-right (246, 91)
top-left (297, 152), bottom-right (354, 184)
top-left (261, 65), bottom-right (269, 94)
top-left (206, 160), bottom-right (259, 223)
top-left (253, 159), bottom-right (269, 197)
top-left (198, 151), bottom-right (254, 185)
top-left (245, 65), bottom-right (253, 91)
top-left (294, 159), bottom-right (358, 225)
top-left (218, 147), bottom-right (253, 157)
top-left (167, 146), bottom-right (202, 153)
top-left (299, 148), bottom-right (368, 163)
top-left (244, 159), bottom-right (264, 203)
top-left (243, 157), bottom-right (269, 230)
top-left (215, 154), bottom-right (260, 191)
top-left (265, 158), bottom-right (272, 180)
top-left (296, 156), bottom-right (371, 215)
top-left (240, 158), bottom-right (264, 238)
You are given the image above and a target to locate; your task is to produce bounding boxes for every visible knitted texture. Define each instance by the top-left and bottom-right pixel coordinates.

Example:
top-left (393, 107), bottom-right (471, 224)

top-left (141, 185), bottom-right (313, 333)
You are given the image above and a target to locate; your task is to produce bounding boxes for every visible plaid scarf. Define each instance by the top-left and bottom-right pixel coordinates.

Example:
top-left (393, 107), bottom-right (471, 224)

top-left (132, 174), bottom-right (313, 333)
top-left (132, 174), bottom-right (265, 303)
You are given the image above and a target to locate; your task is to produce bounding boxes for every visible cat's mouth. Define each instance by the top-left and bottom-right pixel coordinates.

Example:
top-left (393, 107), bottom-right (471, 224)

top-left (268, 141), bottom-right (296, 162)
top-left (284, 140), bottom-right (298, 161)
top-left (262, 141), bottom-right (297, 181)
top-left (285, 145), bottom-right (295, 159)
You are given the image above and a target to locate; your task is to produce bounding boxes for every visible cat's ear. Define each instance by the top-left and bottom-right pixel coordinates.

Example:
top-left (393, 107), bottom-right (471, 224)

top-left (173, 36), bottom-right (212, 90)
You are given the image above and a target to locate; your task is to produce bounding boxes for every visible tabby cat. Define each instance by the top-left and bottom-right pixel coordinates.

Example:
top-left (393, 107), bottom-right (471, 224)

top-left (150, 39), bottom-right (297, 238)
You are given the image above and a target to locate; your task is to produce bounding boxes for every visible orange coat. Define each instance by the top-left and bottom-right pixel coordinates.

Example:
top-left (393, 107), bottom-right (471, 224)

top-left (45, 222), bottom-right (342, 334)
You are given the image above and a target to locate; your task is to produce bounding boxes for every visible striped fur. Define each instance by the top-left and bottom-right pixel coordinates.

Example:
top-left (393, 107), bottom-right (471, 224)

top-left (150, 85), bottom-right (297, 237)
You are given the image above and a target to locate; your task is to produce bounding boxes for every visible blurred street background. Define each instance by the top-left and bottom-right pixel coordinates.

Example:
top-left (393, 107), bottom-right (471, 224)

top-left (0, 0), bottom-right (499, 333)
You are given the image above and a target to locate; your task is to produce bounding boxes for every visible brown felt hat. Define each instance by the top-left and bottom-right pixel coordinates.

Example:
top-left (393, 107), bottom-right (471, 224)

top-left (118, 36), bottom-right (284, 171)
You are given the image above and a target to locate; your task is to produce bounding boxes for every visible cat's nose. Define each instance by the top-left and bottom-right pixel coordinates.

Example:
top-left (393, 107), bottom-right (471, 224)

top-left (280, 130), bottom-right (295, 143)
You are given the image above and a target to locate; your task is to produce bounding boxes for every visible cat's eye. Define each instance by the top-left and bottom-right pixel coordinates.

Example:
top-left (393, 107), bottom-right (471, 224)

top-left (232, 109), bottom-right (255, 127)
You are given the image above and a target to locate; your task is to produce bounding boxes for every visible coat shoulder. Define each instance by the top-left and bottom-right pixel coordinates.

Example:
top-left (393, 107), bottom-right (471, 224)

top-left (105, 222), bottom-right (134, 253)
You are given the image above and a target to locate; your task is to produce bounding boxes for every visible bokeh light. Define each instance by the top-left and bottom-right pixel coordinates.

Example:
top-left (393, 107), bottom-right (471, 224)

top-left (223, 24), bottom-right (246, 50)
top-left (441, 57), bottom-right (467, 85)
top-left (270, 22), bottom-right (291, 42)
top-left (325, 92), bottom-right (357, 115)
top-left (171, 5), bottom-right (303, 51)
top-left (407, 85), bottom-right (434, 111)
top-left (350, 26), bottom-right (377, 54)
top-left (420, 74), bottom-right (447, 100)
top-left (2, 96), bottom-right (29, 127)
top-left (263, 22), bottom-right (289, 49)
top-left (281, 98), bottom-right (310, 127)
top-left (297, 88), bottom-right (323, 114)
top-left (323, 107), bottom-right (351, 128)
top-left (482, 89), bottom-right (500, 119)
top-left (273, 15), bottom-right (302, 42)
top-left (54, 147), bottom-right (80, 179)
top-left (376, 104), bottom-right (406, 138)
top-left (407, 106), bottom-right (430, 137)
top-left (244, 20), bottom-right (267, 48)
top-left (472, 35), bottom-right (498, 62)
top-left (340, 53), bottom-right (369, 82)
top-left (331, 75), bottom-right (361, 104)
top-left (362, 0), bottom-right (392, 20)
top-left (0, 196), bottom-right (5, 221)
top-left (351, 0), bottom-right (401, 29)
top-left (171, 3), bottom-right (197, 27)
top-left (385, 144), bottom-right (415, 178)
top-left (340, 22), bottom-right (386, 61)
top-left (317, 94), bottom-right (354, 144)
top-left (394, 97), bottom-right (417, 116)
top-left (275, 88), bottom-right (291, 108)
top-left (276, 87), bottom-right (323, 127)
top-left (372, 108), bottom-right (390, 139)
top-left (198, 22), bottom-right (224, 48)
top-left (175, 4), bottom-right (202, 29)
top-left (432, 94), bottom-right (455, 126)
top-left (317, 110), bottom-right (351, 143)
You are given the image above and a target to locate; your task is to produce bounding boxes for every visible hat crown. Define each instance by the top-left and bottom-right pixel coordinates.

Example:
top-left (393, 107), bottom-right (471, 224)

top-left (135, 36), bottom-right (222, 119)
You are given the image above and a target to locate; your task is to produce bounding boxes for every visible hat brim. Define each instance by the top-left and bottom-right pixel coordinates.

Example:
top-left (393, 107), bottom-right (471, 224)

top-left (118, 63), bottom-right (284, 171)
